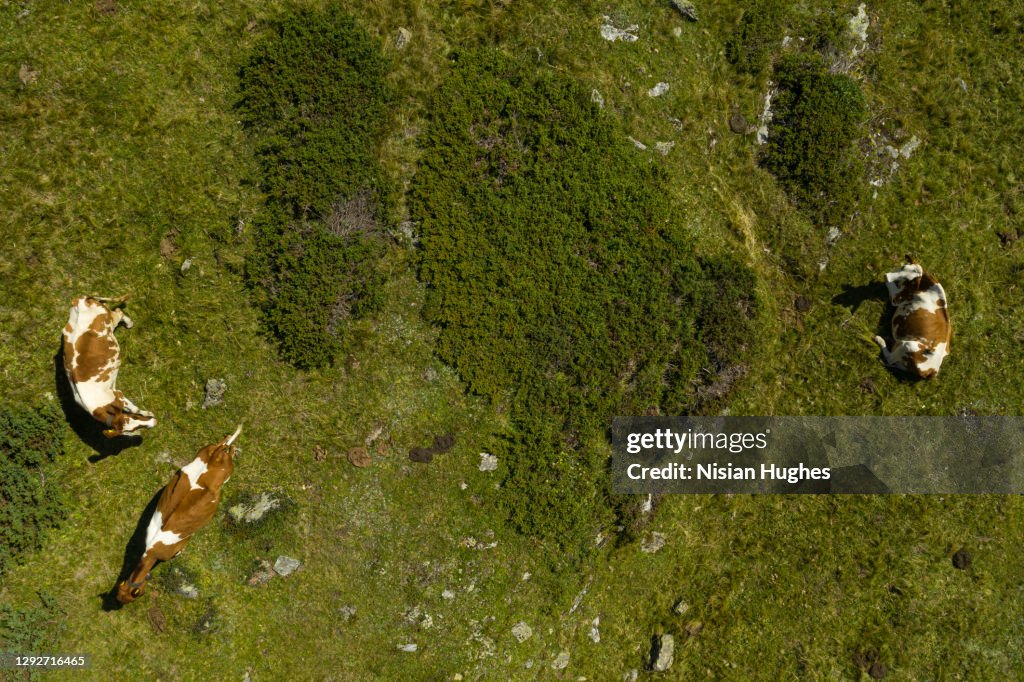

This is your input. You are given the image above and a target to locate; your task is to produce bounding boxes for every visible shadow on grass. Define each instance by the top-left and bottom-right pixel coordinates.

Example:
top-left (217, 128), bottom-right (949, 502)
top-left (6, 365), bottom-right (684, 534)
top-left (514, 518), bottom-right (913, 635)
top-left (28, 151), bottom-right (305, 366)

top-left (100, 488), bottom-right (162, 612)
top-left (831, 280), bottom-right (923, 383)
top-left (52, 346), bottom-right (141, 462)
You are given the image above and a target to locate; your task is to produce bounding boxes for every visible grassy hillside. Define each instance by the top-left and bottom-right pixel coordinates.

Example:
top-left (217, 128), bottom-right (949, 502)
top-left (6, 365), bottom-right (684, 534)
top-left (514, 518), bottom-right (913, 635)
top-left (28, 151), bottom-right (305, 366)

top-left (1, 1), bottom-right (1022, 679)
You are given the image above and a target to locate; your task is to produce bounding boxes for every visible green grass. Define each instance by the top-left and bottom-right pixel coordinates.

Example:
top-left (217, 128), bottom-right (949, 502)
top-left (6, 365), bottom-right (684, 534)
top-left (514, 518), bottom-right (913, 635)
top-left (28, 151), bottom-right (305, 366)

top-left (0, 0), bottom-right (1022, 679)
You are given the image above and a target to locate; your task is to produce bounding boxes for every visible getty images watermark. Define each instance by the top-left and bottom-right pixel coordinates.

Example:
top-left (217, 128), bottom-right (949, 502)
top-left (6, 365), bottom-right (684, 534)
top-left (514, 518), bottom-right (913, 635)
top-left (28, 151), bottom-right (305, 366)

top-left (612, 416), bottom-right (1024, 494)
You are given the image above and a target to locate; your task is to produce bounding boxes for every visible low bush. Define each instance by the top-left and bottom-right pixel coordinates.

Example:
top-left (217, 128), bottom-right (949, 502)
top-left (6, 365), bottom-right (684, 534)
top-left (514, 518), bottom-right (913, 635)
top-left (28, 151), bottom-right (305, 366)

top-left (0, 591), bottom-right (64, 655)
top-left (760, 54), bottom-right (867, 227)
top-left (726, 0), bottom-right (787, 76)
top-left (238, 8), bottom-right (393, 369)
top-left (412, 50), bottom-right (759, 558)
top-left (0, 404), bottom-right (66, 576)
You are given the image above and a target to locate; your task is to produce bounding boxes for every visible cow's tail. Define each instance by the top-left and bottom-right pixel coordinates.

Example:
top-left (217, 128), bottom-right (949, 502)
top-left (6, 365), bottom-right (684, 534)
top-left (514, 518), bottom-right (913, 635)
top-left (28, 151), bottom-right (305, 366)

top-left (226, 424), bottom-right (243, 446)
top-left (89, 294), bottom-right (131, 307)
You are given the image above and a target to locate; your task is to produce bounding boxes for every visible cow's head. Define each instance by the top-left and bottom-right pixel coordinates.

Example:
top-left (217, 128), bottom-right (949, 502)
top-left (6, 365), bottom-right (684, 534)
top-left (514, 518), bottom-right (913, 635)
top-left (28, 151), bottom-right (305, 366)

top-left (115, 572), bottom-right (150, 604)
top-left (100, 407), bottom-right (157, 438)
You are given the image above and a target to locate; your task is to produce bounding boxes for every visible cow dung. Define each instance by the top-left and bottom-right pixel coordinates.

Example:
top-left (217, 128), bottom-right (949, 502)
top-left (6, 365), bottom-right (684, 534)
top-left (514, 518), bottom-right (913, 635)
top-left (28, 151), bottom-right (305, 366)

top-left (347, 446), bottom-right (371, 467)
top-left (408, 447), bottom-right (434, 463)
top-left (952, 548), bottom-right (971, 570)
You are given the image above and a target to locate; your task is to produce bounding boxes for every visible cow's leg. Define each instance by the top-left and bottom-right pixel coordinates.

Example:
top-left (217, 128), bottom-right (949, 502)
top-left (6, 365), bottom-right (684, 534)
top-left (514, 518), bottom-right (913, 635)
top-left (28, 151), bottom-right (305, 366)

top-left (873, 336), bottom-right (904, 369)
top-left (118, 393), bottom-right (149, 416)
top-left (112, 309), bottom-right (134, 329)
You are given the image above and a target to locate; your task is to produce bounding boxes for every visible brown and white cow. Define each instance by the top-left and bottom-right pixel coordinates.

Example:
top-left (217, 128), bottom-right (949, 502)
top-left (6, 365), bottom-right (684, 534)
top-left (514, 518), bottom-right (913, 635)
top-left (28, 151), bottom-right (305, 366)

top-left (62, 295), bottom-right (156, 437)
top-left (873, 257), bottom-right (951, 378)
top-left (116, 426), bottom-right (242, 604)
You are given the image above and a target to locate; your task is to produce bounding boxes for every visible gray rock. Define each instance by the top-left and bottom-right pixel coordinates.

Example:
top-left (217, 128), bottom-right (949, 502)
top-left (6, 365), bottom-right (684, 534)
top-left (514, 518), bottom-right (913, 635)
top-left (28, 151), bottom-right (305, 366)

top-left (600, 18), bottom-right (639, 42)
top-left (395, 27), bottom-right (412, 50)
top-left (655, 141), bottom-right (675, 156)
top-left (339, 605), bottom-right (357, 622)
top-left (650, 634), bottom-right (675, 672)
top-left (227, 492), bottom-right (282, 525)
top-left (397, 643), bottom-right (418, 653)
top-left (273, 555), bottom-right (301, 577)
top-left (180, 257), bottom-right (194, 274)
top-left (673, 599), bottom-right (690, 616)
top-left (478, 452), bottom-right (498, 472)
top-left (552, 651), bottom-right (570, 670)
top-left (591, 89), bottom-right (605, 108)
top-left (202, 378), bottom-right (226, 409)
top-left (589, 616), bottom-right (601, 643)
top-left (512, 621), bottom-right (533, 643)
top-left (670, 0), bottom-right (698, 21)
top-left (647, 82), bottom-right (670, 97)
top-left (623, 670), bottom-right (639, 682)
top-left (627, 136), bottom-right (648, 151)
top-left (641, 531), bottom-right (666, 553)
top-left (441, 589), bottom-right (456, 600)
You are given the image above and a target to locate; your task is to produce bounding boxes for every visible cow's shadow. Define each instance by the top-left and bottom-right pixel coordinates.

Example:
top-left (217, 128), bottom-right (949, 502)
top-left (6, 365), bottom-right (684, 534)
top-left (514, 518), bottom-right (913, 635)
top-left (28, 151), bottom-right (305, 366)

top-left (100, 488), bottom-right (162, 611)
top-left (831, 281), bottom-right (923, 382)
top-left (53, 346), bottom-right (141, 462)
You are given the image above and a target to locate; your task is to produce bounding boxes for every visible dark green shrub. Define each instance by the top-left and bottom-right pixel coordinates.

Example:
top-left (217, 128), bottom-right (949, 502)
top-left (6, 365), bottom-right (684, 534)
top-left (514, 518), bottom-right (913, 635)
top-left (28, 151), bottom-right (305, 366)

top-left (412, 50), bottom-right (760, 555)
top-left (726, 0), bottom-right (787, 75)
top-left (760, 54), bottom-right (867, 226)
top-left (0, 405), bottom-right (66, 576)
top-left (239, 9), bottom-right (393, 369)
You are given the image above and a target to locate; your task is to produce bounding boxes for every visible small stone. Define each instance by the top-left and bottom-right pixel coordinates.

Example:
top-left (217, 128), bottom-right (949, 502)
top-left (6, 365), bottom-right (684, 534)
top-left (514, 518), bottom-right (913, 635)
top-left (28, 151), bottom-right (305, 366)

top-left (397, 643), bottom-right (417, 653)
top-left (669, 0), bottom-right (698, 21)
top-left (952, 548), bottom-right (971, 570)
top-left (623, 670), bottom-right (638, 682)
top-left (552, 651), bottom-right (570, 670)
top-left (627, 136), bottom-right (647, 151)
top-left (478, 452), bottom-right (498, 472)
top-left (202, 378), bottom-right (226, 409)
top-left (848, 4), bottom-right (869, 44)
top-left (313, 445), bottom-right (328, 462)
top-left (899, 136), bottom-right (921, 159)
top-left (442, 589), bottom-right (455, 600)
top-left (640, 531), bottom-right (666, 553)
top-left (673, 599), bottom-right (690, 616)
top-left (512, 621), bottom-right (533, 642)
top-left (339, 605), bottom-right (357, 621)
top-left (655, 141), bottom-right (675, 156)
top-left (348, 446), bottom-right (372, 468)
top-left (180, 257), bottom-right (194, 274)
top-left (650, 634), bottom-right (674, 672)
top-left (600, 19), bottom-right (639, 43)
top-left (588, 616), bottom-right (600, 643)
top-left (395, 27), bottom-right (412, 50)
top-left (827, 227), bottom-right (842, 245)
top-left (647, 82), bottom-right (670, 98)
top-left (591, 89), bottom-right (605, 108)
top-left (273, 555), bottom-right (301, 577)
